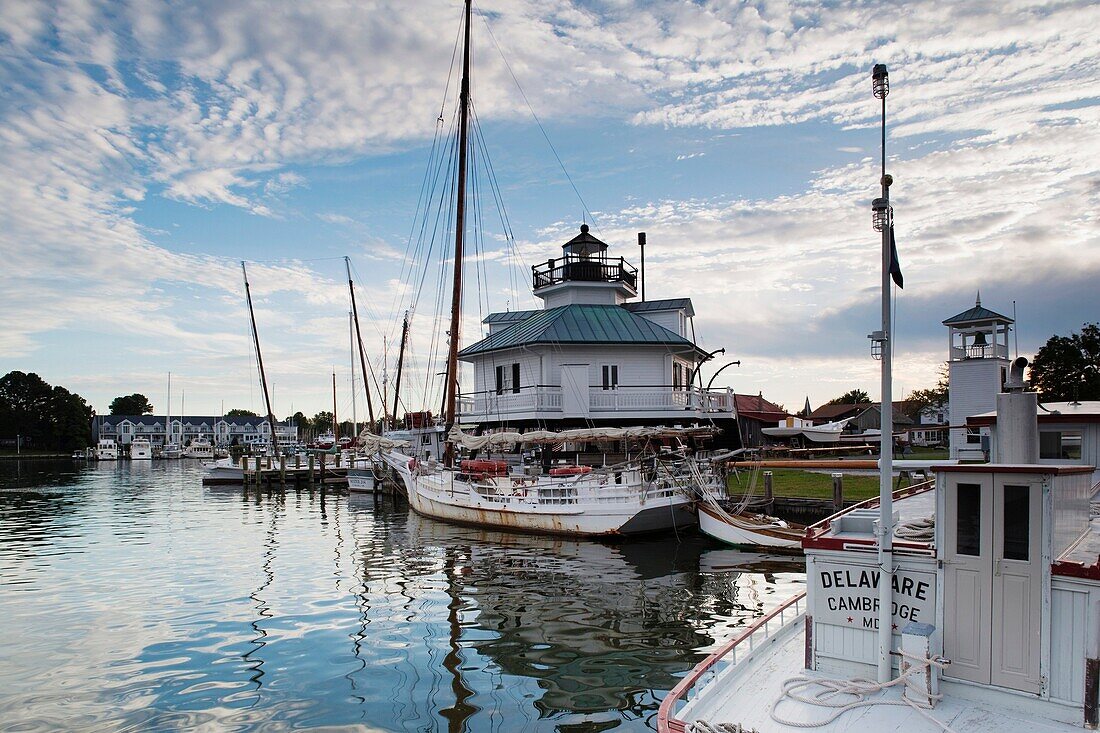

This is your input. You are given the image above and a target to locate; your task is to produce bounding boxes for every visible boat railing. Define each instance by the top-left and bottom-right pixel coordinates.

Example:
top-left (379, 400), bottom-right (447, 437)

top-left (657, 591), bottom-right (807, 733)
top-left (455, 475), bottom-right (699, 507)
top-left (460, 384), bottom-right (736, 418)
top-left (802, 478), bottom-right (936, 544)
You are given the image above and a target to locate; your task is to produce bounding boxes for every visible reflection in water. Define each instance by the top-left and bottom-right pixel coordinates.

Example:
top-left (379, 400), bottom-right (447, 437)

top-left (0, 462), bottom-right (805, 732)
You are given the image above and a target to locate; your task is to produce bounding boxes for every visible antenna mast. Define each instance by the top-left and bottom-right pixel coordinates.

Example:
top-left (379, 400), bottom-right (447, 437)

top-left (443, 0), bottom-right (473, 467)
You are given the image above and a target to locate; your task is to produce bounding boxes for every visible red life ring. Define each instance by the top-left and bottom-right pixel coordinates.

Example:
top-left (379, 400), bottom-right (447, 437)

top-left (549, 465), bottom-right (592, 477)
top-left (460, 459), bottom-right (508, 477)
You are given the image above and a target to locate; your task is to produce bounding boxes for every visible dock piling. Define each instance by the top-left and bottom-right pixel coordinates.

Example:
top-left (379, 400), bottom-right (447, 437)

top-left (763, 471), bottom-right (774, 505)
top-left (832, 472), bottom-right (844, 512)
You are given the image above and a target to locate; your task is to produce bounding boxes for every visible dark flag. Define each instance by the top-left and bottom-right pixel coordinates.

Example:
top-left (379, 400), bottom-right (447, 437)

top-left (889, 225), bottom-right (904, 288)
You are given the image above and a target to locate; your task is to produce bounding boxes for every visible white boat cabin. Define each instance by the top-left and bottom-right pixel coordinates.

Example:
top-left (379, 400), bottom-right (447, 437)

top-left (663, 371), bottom-right (1099, 732)
top-left (802, 385), bottom-right (1099, 728)
top-left (457, 226), bottom-right (737, 439)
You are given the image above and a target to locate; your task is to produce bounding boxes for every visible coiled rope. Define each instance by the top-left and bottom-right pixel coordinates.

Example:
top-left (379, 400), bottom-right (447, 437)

top-left (768, 651), bottom-right (956, 732)
top-left (895, 515), bottom-right (935, 542)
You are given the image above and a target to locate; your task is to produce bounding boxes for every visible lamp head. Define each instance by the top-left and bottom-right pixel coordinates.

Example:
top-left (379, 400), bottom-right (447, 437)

top-left (871, 197), bottom-right (891, 232)
top-left (872, 64), bottom-right (889, 99)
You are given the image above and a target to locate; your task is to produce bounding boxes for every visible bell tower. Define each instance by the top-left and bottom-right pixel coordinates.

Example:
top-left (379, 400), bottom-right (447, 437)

top-left (943, 293), bottom-right (1013, 459)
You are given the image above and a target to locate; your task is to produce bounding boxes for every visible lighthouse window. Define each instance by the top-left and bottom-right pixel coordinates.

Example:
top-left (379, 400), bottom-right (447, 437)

top-left (956, 483), bottom-right (982, 556)
top-left (495, 364), bottom-right (521, 395)
top-left (1039, 431), bottom-right (1082, 460)
top-left (673, 363), bottom-right (683, 390)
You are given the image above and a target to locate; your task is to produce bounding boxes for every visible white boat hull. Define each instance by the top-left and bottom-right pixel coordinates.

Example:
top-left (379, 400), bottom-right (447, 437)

top-left (698, 504), bottom-right (803, 549)
top-left (346, 467), bottom-right (383, 493)
top-left (385, 452), bottom-right (702, 537)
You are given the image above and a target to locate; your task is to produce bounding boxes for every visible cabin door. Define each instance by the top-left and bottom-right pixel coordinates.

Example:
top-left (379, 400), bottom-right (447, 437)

top-left (943, 474), bottom-right (1042, 693)
top-left (560, 364), bottom-right (590, 418)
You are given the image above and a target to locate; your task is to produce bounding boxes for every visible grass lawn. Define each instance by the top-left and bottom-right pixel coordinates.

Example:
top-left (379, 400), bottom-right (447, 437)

top-left (904, 447), bottom-right (949, 460)
top-left (728, 467), bottom-right (884, 502)
top-left (0, 448), bottom-right (71, 457)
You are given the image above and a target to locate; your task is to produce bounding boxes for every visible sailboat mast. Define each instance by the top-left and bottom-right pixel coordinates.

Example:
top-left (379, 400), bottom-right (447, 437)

top-left (349, 311), bottom-right (357, 438)
top-left (444, 0), bottom-right (473, 466)
top-left (392, 311), bottom-right (409, 427)
top-left (345, 257), bottom-right (377, 427)
top-left (332, 370), bottom-right (339, 441)
top-left (241, 262), bottom-right (280, 452)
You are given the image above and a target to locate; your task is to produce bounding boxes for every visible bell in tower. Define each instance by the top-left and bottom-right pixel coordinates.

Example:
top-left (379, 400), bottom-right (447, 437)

top-left (942, 293), bottom-right (1014, 460)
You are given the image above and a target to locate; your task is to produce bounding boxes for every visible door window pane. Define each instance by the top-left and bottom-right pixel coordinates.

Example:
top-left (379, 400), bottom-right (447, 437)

top-left (1003, 484), bottom-right (1030, 561)
top-left (956, 483), bottom-right (982, 556)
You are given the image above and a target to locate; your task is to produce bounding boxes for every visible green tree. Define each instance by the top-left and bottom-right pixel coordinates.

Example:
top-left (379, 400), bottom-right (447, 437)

top-left (0, 372), bottom-right (92, 450)
top-left (110, 393), bottom-right (153, 415)
top-left (0, 371), bottom-right (54, 445)
top-left (826, 389), bottom-right (871, 405)
top-left (225, 408), bottom-right (258, 417)
top-left (1030, 323), bottom-right (1100, 401)
top-left (47, 386), bottom-right (93, 450)
top-left (312, 411), bottom-right (335, 434)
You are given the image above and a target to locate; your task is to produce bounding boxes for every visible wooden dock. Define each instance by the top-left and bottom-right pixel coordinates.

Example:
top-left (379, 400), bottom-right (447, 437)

top-left (201, 453), bottom-right (351, 488)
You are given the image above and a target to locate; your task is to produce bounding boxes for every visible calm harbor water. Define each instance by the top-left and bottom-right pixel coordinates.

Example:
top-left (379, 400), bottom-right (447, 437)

top-left (0, 460), bottom-right (805, 732)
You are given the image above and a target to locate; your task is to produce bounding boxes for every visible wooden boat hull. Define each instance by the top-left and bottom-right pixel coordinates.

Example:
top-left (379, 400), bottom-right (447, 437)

top-left (698, 503), bottom-right (803, 549)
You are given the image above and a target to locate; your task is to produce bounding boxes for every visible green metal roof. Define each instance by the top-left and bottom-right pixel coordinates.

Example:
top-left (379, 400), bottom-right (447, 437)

top-left (622, 298), bottom-right (695, 317)
top-left (483, 309), bottom-right (539, 325)
top-left (459, 304), bottom-right (703, 358)
top-left (943, 295), bottom-right (1012, 325)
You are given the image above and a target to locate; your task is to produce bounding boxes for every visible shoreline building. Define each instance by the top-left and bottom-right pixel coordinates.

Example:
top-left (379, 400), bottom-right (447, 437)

top-left (92, 415), bottom-right (298, 448)
top-left (455, 226), bottom-right (742, 449)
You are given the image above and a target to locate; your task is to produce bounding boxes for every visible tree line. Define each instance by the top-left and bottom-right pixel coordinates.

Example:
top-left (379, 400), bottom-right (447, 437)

top-left (0, 372), bottom-right (93, 451)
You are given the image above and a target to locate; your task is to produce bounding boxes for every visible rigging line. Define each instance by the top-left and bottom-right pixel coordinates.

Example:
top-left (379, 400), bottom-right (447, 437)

top-left (474, 0), bottom-right (600, 233)
top-left (389, 116), bottom-right (446, 331)
top-left (346, 258), bottom-right (392, 348)
top-left (402, 105), bottom-right (460, 324)
top-left (409, 110), bottom-right (461, 317)
top-left (468, 125), bottom-right (489, 328)
top-left (469, 104), bottom-right (523, 311)
top-left (386, 6), bottom-right (463, 329)
top-left (242, 255), bottom-right (350, 265)
top-left (422, 144), bottom-right (459, 408)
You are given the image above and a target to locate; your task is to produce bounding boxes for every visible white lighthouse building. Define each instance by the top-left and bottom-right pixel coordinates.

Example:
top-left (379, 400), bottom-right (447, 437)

top-left (455, 225), bottom-right (741, 448)
top-left (944, 294), bottom-right (1014, 460)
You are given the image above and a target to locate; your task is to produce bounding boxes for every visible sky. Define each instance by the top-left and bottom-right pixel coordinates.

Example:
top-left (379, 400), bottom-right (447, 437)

top-left (1, 0), bottom-right (1098, 419)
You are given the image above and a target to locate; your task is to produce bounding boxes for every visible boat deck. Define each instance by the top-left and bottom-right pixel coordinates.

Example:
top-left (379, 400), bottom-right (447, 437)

top-left (677, 623), bottom-right (1083, 732)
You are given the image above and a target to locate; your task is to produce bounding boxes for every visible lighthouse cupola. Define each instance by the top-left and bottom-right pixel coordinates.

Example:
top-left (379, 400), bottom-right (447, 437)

top-left (531, 224), bottom-right (638, 308)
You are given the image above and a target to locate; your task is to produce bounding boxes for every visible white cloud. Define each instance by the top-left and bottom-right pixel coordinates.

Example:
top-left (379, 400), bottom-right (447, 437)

top-left (1, 0), bottom-right (1097, 413)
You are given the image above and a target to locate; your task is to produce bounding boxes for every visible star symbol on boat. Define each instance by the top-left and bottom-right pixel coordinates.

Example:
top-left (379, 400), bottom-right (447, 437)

top-left (846, 616), bottom-right (853, 623)
top-left (892, 623), bottom-right (898, 631)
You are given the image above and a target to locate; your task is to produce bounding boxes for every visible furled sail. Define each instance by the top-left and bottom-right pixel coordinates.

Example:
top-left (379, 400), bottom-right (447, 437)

top-left (356, 428), bottom-right (411, 450)
top-left (447, 425), bottom-right (716, 450)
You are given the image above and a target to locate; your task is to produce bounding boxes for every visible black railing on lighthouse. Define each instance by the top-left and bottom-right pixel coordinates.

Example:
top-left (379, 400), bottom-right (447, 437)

top-left (531, 255), bottom-right (638, 290)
